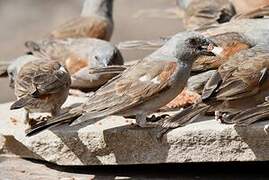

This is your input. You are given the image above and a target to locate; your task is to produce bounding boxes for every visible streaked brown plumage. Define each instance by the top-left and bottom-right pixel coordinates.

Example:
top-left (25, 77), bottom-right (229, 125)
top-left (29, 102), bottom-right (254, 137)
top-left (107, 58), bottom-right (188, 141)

top-left (25, 32), bottom-right (221, 136)
top-left (50, 0), bottom-right (113, 41)
top-left (181, 0), bottom-right (235, 29)
top-left (159, 45), bottom-right (269, 136)
top-left (24, 38), bottom-right (123, 90)
top-left (10, 60), bottom-right (71, 128)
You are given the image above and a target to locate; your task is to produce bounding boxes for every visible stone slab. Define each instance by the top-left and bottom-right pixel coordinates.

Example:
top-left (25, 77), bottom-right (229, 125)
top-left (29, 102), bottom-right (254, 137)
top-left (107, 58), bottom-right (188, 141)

top-left (1, 96), bottom-right (269, 165)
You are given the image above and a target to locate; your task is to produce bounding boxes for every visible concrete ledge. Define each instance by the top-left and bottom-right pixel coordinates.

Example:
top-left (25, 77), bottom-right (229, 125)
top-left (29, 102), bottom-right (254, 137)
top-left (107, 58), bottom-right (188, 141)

top-left (1, 96), bottom-right (269, 165)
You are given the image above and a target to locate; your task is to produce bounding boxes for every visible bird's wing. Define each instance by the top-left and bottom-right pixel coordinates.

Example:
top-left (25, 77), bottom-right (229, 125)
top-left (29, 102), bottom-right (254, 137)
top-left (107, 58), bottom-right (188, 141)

top-left (17, 61), bottom-right (70, 98)
top-left (79, 59), bottom-right (178, 119)
top-left (203, 51), bottom-right (269, 101)
top-left (50, 17), bottom-right (109, 39)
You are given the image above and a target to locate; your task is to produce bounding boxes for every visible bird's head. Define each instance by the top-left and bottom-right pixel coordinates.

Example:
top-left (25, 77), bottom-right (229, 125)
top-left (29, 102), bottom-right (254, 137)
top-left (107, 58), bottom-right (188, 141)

top-left (149, 32), bottom-right (223, 64)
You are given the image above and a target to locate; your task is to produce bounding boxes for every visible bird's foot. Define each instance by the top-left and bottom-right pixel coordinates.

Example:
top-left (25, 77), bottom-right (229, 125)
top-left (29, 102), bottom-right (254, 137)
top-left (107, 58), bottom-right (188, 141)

top-left (215, 111), bottom-right (235, 124)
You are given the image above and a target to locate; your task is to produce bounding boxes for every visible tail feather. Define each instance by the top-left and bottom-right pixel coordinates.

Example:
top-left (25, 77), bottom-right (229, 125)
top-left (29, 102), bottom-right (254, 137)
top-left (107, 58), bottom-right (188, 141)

top-left (0, 61), bottom-right (11, 76)
top-left (157, 103), bottom-right (209, 139)
top-left (117, 38), bottom-right (169, 50)
top-left (232, 103), bottom-right (269, 126)
top-left (25, 109), bottom-right (83, 136)
top-left (88, 65), bottom-right (129, 75)
top-left (10, 96), bottom-right (32, 110)
top-left (24, 41), bottom-right (50, 59)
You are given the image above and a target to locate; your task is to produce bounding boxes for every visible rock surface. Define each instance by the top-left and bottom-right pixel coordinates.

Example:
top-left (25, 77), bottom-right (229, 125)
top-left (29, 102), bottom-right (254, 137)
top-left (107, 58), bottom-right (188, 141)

top-left (1, 96), bottom-right (269, 165)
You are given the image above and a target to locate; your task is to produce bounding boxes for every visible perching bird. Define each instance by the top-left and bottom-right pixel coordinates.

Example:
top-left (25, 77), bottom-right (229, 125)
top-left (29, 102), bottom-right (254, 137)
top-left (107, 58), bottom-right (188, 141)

top-left (25, 32), bottom-right (222, 136)
top-left (158, 45), bottom-right (269, 137)
top-left (10, 38), bottom-right (123, 91)
top-left (10, 60), bottom-right (71, 129)
top-left (178, 0), bottom-right (236, 30)
top-left (50, 0), bottom-right (114, 41)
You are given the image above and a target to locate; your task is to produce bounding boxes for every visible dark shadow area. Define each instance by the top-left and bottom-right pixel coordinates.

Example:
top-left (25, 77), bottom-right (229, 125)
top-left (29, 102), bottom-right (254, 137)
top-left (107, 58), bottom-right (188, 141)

top-left (234, 121), bottom-right (269, 160)
top-left (22, 158), bottom-right (269, 179)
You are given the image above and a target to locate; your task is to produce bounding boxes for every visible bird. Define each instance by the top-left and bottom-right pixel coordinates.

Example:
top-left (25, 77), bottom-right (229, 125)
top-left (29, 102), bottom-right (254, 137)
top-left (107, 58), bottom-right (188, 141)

top-left (49, 0), bottom-right (114, 41)
top-left (7, 38), bottom-right (123, 91)
top-left (177, 0), bottom-right (236, 30)
top-left (10, 60), bottom-right (71, 129)
top-left (158, 44), bottom-right (269, 137)
top-left (24, 32), bottom-right (222, 136)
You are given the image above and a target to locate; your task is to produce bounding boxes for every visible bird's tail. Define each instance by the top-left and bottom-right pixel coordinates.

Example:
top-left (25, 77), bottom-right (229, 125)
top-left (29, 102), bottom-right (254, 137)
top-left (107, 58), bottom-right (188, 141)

top-left (24, 41), bottom-right (51, 59)
top-left (117, 38), bottom-right (169, 50)
top-left (0, 60), bottom-right (10, 77)
top-left (25, 108), bottom-right (83, 137)
top-left (157, 103), bottom-right (210, 139)
top-left (88, 65), bottom-right (129, 75)
top-left (10, 96), bottom-right (33, 110)
top-left (230, 103), bottom-right (269, 126)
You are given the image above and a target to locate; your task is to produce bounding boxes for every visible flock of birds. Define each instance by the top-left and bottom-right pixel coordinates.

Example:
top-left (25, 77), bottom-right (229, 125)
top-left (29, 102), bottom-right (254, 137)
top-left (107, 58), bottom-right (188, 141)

top-left (1, 0), bottom-right (269, 139)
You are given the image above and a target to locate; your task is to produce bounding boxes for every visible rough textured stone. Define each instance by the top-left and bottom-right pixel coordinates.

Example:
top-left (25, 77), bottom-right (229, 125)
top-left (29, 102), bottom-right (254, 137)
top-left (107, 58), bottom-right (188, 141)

top-left (1, 96), bottom-right (269, 165)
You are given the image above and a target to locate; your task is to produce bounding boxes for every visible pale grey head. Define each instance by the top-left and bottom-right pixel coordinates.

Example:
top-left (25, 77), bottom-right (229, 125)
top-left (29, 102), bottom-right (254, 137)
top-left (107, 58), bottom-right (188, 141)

top-left (148, 32), bottom-right (220, 64)
top-left (81, 0), bottom-right (113, 18)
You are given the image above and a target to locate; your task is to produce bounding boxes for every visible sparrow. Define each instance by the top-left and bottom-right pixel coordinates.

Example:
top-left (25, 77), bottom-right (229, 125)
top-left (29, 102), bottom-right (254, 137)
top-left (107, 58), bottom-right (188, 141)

top-left (49, 0), bottom-right (113, 41)
top-left (179, 0), bottom-right (236, 30)
top-left (25, 32), bottom-right (222, 136)
top-left (158, 45), bottom-right (269, 137)
top-left (116, 18), bottom-right (269, 109)
top-left (22, 38), bottom-right (123, 90)
top-left (10, 60), bottom-right (71, 129)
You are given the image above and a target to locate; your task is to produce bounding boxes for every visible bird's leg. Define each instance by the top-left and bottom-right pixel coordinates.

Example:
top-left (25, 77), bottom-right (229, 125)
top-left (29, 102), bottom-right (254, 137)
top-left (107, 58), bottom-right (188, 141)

top-left (136, 113), bottom-right (147, 127)
top-left (215, 111), bottom-right (237, 124)
top-left (24, 111), bottom-right (30, 124)
top-left (136, 113), bottom-right (158, 128)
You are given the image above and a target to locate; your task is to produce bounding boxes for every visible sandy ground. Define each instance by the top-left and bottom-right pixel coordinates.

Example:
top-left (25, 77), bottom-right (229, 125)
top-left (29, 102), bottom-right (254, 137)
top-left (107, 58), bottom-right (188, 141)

top-left (0, 0), bottom-right (182, 103)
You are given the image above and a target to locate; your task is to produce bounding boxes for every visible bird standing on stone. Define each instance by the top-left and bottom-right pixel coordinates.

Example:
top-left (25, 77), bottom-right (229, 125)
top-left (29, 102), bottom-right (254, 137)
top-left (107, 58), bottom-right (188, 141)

top-left (158, 45), bottom-right (269, 137)
top-left (50, 0), bottom-right (114, 41)
top-left (177, 0), bottom-right (236, 30)
top-left (24, 38), bottom-right (123, 90)
top-left (10, 60), bottom-right (71, 129)
top-left (25, 32), bottom-right (222, 136)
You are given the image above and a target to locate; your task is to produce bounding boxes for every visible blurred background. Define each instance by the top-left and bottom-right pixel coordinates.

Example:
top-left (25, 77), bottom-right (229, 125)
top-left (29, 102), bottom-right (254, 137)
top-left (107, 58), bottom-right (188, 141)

top-left (0, 0), bottom-right (183, 103)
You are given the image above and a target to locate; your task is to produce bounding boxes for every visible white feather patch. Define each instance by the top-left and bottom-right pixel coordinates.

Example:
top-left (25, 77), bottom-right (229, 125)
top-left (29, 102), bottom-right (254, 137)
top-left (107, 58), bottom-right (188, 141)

top-left (211, 47), bottom-right (223, 56)
top-left (151, 76), bottom-right (160, 84)
top-left (59, 66), bottom-right (67, 73)
top-left (139, 74), bottom-right (151, 82)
